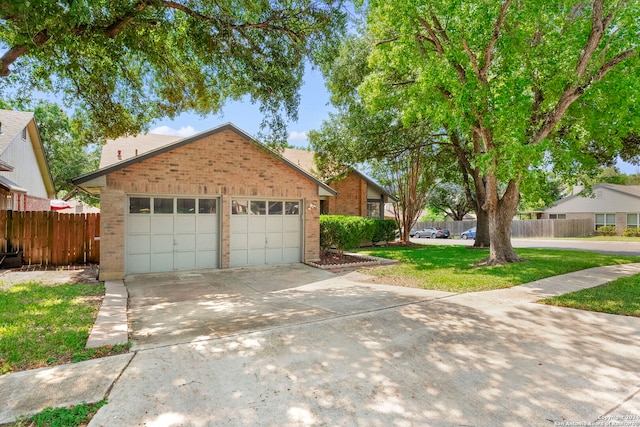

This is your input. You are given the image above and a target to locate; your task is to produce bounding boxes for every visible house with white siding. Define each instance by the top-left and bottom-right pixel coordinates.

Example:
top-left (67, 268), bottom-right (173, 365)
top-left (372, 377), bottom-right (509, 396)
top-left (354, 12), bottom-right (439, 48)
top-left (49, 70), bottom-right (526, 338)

top-left (0, 110), bottom-right (55, 210)
top-left (542, 184), bottom-right (640, 234)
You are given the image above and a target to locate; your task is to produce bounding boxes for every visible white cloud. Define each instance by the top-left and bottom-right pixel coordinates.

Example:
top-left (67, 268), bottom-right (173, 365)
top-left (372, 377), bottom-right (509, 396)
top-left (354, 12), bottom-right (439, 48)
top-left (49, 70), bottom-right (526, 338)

top-left (151, 125), bottom-right (198, 137)
top-left (288, 131), bottom-right (309, 141)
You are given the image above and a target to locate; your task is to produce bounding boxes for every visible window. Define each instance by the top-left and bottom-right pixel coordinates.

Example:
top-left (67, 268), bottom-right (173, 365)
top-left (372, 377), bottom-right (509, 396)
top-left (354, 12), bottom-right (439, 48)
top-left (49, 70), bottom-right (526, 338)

top-left (549, 214), bottom-right (566, 219)
top-left (627, 214), bottom-right (640, 227)
top-left (21, 128), bottom-right (26, 140)
top-left (367, 200), bottom-right (382, 219)
top-left (130, 197), bottom-right (151, 214)
top-left (595, 213), bottom-right (616, 229)
top-left (154, 198), bottom-right (174, 214)
top-left (250, 201), bottom-right (266, 215)
top-left (268, 201), bottom-right (283, 215)
top-left (177, 198), bottom-right (195, 214)
top-left (232, 199), bottom-right (249, 215)
top-left (285, 201), bottom-right (300, 215)
top-left (199, 199), bottom-right (217, 214)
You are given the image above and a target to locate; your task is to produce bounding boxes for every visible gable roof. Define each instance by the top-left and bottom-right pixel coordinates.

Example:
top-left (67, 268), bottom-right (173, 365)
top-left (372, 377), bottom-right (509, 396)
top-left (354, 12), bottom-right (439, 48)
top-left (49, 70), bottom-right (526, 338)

top-left (0, 109), bottom-right (55, 198)
top-left (549, 183), bottom-right (640, 208)
top-left (73, 123), bottom-right (336, 196)
top-left (281, 148), bottom-right (398, 202)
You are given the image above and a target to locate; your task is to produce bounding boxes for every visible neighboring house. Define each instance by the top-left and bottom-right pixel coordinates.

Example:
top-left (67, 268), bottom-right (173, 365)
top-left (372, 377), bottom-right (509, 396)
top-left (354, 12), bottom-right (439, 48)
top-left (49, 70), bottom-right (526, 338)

top-left (0, 110), bottom-right (55, 210)
top-left (542, 184), bottom-right (640, 234)
top-left (72, 123), bottom-right (336, 280)
top-left (280, 148), bottom-right (397, 219)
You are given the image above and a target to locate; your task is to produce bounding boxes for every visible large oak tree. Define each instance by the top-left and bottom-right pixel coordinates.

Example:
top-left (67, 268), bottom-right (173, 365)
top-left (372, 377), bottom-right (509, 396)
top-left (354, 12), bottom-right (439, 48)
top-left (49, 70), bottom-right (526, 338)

top-left (363, 0), bottom-right (639, 264)
top-left (0, 0), bottom-right (346, 143)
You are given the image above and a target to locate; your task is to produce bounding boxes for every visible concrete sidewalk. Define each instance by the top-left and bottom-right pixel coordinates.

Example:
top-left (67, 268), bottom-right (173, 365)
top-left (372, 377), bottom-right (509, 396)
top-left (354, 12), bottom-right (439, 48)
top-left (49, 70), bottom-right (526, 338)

top-left (0, 263), bottom-right (639, 425)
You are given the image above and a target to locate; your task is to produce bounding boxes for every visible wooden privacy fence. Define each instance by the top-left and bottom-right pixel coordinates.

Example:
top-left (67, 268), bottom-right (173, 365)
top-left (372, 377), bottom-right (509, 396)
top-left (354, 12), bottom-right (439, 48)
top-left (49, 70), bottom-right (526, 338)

top-left (0, 210), bottom-right (100, 266)
top-left (415, 218), bottom-right (595, 238)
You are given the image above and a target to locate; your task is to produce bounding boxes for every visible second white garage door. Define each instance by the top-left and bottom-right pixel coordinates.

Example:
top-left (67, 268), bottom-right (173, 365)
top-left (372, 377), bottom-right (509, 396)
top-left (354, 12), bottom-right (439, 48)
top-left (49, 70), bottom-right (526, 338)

top-left (230, 199), bottom-right (302, 267)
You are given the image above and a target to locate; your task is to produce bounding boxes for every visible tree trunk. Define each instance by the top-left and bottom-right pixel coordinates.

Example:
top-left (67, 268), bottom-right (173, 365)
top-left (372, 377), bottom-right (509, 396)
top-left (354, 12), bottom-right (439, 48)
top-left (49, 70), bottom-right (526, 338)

top-left (473, 206), bottom-right (490, 248)
top-left (483, 178), bottom-right (522, 264)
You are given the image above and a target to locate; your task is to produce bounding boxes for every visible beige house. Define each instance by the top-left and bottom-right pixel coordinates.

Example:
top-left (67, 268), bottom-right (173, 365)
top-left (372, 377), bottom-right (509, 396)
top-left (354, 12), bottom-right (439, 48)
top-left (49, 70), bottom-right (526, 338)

top-left (72, 123), bottom-right (336, 280)
top-left (0, 110), bottom-right (55, 210)
top-left (542, 184), bottom-right (640, 234)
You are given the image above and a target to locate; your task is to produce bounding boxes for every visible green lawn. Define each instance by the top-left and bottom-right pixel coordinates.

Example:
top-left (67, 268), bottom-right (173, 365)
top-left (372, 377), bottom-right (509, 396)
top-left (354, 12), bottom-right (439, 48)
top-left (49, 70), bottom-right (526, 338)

top-left (0, 281), bottom-right (130, 374)
top-left (358, 245), bottom-right (638, 293)
top-left (541, 274), bottom-right (640, 316)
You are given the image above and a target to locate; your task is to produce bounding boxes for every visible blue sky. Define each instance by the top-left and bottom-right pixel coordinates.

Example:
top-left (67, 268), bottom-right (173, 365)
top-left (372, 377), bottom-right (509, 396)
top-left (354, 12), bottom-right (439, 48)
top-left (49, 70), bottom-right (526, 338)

top-left (148, 64), bottom-right (332, 149)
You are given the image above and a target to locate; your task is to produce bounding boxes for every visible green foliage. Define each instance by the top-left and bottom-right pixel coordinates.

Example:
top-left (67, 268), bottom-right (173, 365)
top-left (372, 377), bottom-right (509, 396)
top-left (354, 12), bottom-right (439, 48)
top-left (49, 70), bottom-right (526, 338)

top-left (14, 400), bottom-right (108, 427)
top-left (542, 274), bottom-right (640, 317)
top-left (623, 227), bottom-right (640, 237)
top-left (427, 182), bottom-right (474, 221)
top-left (420, 208), bottom-right (446, 223)
top-left (0, 281), bottom-right (128, 374)
top-left (320, 215), bottom-right (394, 253)
top-left (596, 226), bottom-right (617, 236)
top-left (358, 245), bottom-right (637, 293)
top-left (371, 219), bottom-right (397, 243)
top-left (0, 1), bottom-right (347, 144)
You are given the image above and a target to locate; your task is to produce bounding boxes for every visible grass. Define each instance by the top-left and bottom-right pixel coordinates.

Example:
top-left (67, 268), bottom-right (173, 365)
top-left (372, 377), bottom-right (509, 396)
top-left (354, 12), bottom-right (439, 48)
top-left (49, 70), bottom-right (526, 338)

top-left (357, 244), bottom-right (639, 293)
top-left (0, 281), bottom-right (130, 375)
top-left (11, 400), bottom-right (108, 427)
top-left (541, 274), bottom-right (640, 316)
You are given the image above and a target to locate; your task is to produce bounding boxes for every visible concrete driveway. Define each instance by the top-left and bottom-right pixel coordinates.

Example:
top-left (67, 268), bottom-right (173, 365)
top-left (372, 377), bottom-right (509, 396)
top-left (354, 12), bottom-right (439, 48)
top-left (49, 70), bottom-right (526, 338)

top-left (88, 264), bottom-right (640, 426)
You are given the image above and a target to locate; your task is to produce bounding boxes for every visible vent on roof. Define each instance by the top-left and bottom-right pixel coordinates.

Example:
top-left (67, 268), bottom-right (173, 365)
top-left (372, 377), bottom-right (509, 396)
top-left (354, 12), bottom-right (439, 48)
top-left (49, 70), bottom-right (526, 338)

top-left (595, 189), bottom-right (603, 198)
top-left (21, 127), bottom-right (27, 140)
top-left (117, 150), bottom-right (122, 160)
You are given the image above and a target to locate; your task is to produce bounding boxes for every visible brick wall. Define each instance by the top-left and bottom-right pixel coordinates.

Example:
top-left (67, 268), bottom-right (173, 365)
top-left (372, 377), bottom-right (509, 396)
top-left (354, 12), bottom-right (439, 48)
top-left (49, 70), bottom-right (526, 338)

top-left (327, 172), bottom-right (366, 216)
top-left (101, 129), bottom-right (321, 279)
top-left (24, 195), bottom-right (51, 211)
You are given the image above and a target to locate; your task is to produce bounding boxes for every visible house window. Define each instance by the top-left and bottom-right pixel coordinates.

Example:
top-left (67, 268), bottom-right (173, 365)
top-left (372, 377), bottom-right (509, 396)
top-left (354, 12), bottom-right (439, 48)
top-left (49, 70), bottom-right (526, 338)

top-left (627, 214), bottom-right (640, 227)
top-left (319, 200), bottom-right (328, 215)
top-left (595, 213), bottom-right (616, 229)
top-left (549, 214), bottom-right (566, 219)
top-left (367, 199), bottom-right (382, 219)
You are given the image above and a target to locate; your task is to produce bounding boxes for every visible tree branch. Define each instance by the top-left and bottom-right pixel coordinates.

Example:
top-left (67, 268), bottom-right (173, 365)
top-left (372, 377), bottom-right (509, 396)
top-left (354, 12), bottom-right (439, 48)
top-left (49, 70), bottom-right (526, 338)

top-left (479, 0), bottom-right (512, 82)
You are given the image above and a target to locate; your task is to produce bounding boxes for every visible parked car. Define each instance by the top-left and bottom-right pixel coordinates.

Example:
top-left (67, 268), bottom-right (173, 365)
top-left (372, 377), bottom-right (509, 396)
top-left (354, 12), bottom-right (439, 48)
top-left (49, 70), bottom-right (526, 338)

top-left (409, 229), bottom-right (417, 238)
top-left (414, 227), bottom-right (450, 239)
top-left (460, 227), bottom-right (477, 240)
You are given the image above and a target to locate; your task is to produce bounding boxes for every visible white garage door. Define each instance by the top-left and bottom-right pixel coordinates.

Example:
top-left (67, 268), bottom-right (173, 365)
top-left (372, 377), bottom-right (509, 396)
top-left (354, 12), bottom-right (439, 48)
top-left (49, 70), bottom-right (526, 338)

top-left (230, 199), bottom-right (301, 267)
top-left (126, 196), bottom-right (219, 274)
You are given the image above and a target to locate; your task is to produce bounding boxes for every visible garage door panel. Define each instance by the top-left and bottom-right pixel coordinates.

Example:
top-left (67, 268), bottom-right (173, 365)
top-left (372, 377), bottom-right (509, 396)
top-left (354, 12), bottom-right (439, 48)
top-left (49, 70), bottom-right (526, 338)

top-left (175, 216), bottom-right (196, 233)
top-left (283, 232), bottom-right (300, 248)
top-left (175, 234), bottom-right (196, 251)
top-left (248, 217), bottom-right (266, 232)
top-left (128, 254), bottom-right (151, 274)
top-left (129, 216), bottom-right (151, 233)
top-left (248, 249), bottom-right (266, 265)
top-left (197, 251), bottom-right (217, 269)
top-left (197, 233), bottom-right (217, 251)
top-left (151, 216), bottom-right (173, 232)
top-left (174, 252), bottom-right (196, 271)
top-left (151, 252), bottom-right (173, 272)
top-left (283, 248), bottom-right (300, 264)
top-left (283, 217), bottom-right (299, 232)
top-left (151, 234), bottom-right (174, 253)
top-left (128, 235), bottom-right (151, 254)
top-left (248, 233), bottom-right (266, 249)
top-left (197, 216), bottom-right (217, 233)
top-left (267, 232), bottom-right (283, 248)
top-left (266, 248), bottom-right (283, 264)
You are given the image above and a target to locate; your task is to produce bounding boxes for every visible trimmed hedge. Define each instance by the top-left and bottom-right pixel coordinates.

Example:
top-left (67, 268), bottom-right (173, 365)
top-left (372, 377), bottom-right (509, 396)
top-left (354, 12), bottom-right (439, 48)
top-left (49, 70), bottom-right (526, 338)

top-left (623, 227), bottom-right (640, 237)
top-left (320, 215), bottom-right (396, 254)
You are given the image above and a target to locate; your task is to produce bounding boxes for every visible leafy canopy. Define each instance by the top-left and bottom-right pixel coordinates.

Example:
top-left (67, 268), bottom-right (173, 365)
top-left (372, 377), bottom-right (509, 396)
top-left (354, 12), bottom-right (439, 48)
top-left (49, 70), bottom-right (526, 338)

top-left (0, 0), bottom-right (347, 144)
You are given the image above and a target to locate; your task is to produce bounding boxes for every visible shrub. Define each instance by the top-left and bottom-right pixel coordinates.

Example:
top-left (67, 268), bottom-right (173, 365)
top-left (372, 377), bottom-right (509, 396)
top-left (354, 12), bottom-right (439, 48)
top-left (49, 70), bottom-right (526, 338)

top-left (623, 227), bottom-right (640, 237)
top-left (320, 216), bottom-right (396, 254)
top-left (596, 225), bottom-right (616, 236)
top-left (371, 219), bottom-right (397, 243)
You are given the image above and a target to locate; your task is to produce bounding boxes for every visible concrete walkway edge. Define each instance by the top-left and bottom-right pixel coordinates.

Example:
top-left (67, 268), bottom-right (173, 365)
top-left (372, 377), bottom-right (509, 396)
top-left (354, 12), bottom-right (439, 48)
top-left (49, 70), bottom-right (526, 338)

top-left (86, 280), bottom-right (128, 348)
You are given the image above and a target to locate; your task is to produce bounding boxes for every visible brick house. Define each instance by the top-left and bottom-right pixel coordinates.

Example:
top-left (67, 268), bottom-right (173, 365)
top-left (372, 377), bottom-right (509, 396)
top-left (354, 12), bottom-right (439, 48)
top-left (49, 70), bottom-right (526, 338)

top-left (0, 110), bottom-right (55, 211)
top-left (542, 183), bottom-right (640, 234)
top-left (72, 123), bottom-right (336, 280)
top-left (280, 148), bottom-right (397, 219)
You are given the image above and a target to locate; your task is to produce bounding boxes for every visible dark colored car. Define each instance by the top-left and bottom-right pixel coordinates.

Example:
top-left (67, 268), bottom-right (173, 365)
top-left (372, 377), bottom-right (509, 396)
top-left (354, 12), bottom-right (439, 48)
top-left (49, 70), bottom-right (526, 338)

top-left (414, 227), bottom-right (450, 239)
top-left (460, 227), bottom-right (477, 240)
